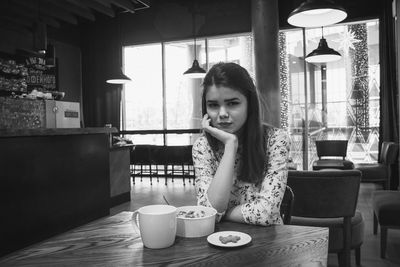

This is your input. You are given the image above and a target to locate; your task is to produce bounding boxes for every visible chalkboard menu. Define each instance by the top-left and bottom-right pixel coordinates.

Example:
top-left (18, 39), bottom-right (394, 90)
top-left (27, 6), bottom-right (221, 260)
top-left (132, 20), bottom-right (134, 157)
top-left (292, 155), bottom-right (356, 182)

top-left (0, 51), bottom-right (57, 95)
top-left (24, 56), bottom-right (57, 92)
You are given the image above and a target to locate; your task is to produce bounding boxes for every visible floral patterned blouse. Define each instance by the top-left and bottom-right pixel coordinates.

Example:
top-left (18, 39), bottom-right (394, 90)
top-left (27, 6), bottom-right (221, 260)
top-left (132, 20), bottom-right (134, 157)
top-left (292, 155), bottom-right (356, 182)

top-left (192, 126), bottom-right (290, 226)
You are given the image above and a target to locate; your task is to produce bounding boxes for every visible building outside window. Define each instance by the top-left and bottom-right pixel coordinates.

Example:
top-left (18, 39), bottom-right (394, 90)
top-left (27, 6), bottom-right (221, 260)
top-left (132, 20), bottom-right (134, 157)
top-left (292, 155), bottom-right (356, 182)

top-left (122, 19), bottom-right (380, 169)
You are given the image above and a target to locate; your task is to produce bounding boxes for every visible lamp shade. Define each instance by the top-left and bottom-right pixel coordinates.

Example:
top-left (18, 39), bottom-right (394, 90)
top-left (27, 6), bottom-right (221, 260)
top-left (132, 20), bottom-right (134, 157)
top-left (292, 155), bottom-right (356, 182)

top-left (287, 0), bottom-right (347, 28)
top-left (305, 37), bottom-right (341, 63)
top-left (183, 59), bottom-right (206, 79)
top-left (106, 67), bottom-right (132, 84)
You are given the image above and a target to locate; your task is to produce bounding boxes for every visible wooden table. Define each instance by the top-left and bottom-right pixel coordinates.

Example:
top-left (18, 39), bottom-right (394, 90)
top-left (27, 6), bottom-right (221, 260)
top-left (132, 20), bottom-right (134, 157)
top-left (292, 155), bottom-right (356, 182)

top-left (0, 212), bottom-right (329, 266)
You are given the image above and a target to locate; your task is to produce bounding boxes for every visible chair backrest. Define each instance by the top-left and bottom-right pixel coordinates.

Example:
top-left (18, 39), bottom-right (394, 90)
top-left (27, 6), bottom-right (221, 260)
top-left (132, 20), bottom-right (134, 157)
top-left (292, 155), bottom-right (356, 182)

top-left (280, 185), bottom-right (294, 224)
top-left (380, 142), bottom-right (399, 165)
top-left (130, 145), bottom-right (153, 164)
top-left (287, 170), bottom-right (361, 218)
top-left (131, 145), bottom-right (194, 169)
top-left (163, 145), bottom-right (193, 165)
top-left (315, 140), bottom-right (348, 160)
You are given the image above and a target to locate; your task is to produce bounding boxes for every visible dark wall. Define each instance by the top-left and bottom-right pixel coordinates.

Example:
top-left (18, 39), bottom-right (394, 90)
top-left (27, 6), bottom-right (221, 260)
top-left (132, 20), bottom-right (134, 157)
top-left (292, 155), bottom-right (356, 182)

top-left (53, 41), bottom-right (82, 103)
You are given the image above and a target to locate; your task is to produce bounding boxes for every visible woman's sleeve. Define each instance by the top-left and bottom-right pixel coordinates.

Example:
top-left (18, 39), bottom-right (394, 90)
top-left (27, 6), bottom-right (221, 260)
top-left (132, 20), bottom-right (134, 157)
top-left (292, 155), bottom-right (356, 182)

top-left (192, 137), bottom-right (225, 221)
top-left (240, 129), bottom-right (291, 226)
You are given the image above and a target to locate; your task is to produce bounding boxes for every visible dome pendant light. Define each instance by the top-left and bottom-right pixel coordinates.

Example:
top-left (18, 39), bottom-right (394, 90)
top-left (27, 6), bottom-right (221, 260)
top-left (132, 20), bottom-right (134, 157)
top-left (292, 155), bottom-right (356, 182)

top-left (183, 4), bottom-right (206, 79)
top-left (305, 27), bottom-right (341, 63)
top-left (288, 0), bottom-right (347, 28)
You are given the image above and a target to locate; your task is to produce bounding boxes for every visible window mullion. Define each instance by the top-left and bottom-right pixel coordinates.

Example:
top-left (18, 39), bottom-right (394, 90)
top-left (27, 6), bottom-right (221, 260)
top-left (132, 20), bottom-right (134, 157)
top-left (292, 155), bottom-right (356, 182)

top-left (162, 42), bottom-right (167, 145)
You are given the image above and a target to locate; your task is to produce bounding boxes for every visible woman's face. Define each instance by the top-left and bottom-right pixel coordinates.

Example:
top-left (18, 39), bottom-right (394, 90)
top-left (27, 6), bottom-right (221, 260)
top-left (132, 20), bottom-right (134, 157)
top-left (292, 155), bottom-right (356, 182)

top-left (205, 85), bottom-right (248, 134)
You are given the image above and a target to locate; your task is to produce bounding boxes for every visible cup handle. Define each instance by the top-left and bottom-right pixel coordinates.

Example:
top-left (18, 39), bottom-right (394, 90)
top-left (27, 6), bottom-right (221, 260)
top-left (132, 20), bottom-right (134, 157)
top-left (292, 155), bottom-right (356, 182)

top-left (131, 210), bottom-right (139, 230)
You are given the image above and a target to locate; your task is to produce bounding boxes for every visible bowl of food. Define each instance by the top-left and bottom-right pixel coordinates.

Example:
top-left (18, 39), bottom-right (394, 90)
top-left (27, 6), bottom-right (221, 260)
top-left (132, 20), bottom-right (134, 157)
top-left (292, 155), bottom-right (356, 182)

top-left (176, 205), bottom-right (217, 238)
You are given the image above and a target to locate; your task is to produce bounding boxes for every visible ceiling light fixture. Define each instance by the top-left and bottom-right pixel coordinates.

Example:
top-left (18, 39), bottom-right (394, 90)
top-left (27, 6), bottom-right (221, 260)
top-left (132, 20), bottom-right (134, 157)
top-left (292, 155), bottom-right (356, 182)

top-left (106, 13), bottom-right (131, 84)
top-left (106, 67), bottom-right (132, 84)
top-left (183, 1), bottom-right (206, 78)
top-left (305, 27), bottom-right (341, 63)
top-left (288, 0), bottom-right (347, 28)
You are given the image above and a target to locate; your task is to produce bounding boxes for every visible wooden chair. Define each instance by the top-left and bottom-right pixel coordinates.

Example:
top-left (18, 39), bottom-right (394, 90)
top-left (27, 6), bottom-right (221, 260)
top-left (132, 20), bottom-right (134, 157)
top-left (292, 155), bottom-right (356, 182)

top-left (130, 145), bottom-right (157, 185)
top-left (288, 170), bottom-right (363, 267)
top-left (280, 185), bottom-right (294, 225)
top-left (131, 145), bottom-right (195, 186)
top-left (355, 142), bottom-right (399, 189)
top-left (312, 140), bottom-right (354, 170)
top-left (163, 145), bottom-right (195, 186)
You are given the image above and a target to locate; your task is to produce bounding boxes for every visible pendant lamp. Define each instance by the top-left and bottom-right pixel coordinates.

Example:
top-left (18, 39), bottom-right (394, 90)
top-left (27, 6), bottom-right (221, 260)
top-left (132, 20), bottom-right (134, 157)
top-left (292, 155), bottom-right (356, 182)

top-left (183, 4), bottom-right (206, 78)
top-left (106, 67), bottom-right (132, 84)
top-left (305, 27), bottom-right (341, 63)
top-left (288, 0), bottom-right (347, 28)
top-left (106, 14), bottom-right (132, 84)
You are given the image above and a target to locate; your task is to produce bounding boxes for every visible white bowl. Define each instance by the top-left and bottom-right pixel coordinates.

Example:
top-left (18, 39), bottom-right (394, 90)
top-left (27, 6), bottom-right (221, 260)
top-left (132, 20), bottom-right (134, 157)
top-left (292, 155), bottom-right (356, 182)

top-left (176, 206), bottom-right (217, 238)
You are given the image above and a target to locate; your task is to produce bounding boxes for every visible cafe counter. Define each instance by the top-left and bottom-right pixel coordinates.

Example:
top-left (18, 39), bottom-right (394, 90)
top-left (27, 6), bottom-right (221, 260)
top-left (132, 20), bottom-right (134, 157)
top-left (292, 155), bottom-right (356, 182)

top-left (0, 127), bottom-right (117, 257)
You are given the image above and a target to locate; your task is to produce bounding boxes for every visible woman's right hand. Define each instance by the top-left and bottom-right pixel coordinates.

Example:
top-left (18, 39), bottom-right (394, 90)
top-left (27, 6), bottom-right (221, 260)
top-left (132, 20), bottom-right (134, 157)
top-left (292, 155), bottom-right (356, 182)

top-left (202, 114), bottom-right (238, 149)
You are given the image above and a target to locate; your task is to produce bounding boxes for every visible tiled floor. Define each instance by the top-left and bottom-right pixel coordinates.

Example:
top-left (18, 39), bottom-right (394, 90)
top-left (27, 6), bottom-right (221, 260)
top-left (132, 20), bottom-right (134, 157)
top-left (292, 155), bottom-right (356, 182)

top-left (111, 178), bottom-right (400, 267)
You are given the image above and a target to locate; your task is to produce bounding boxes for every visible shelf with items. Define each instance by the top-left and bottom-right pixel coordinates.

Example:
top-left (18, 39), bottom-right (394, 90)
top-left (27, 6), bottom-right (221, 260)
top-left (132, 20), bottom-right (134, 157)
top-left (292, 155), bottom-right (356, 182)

top-left (0, 58), bottom-right (28, 93)
top-left (0, 58), bottom-right (28, 77)
top-left (0, 51), bottom-right (58, 98)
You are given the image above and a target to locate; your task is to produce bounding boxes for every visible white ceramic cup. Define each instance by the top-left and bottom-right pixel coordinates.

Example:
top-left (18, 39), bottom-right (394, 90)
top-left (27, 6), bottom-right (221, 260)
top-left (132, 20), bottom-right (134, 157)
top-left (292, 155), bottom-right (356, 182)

top-left (132, 205), bottom-right (177, 249)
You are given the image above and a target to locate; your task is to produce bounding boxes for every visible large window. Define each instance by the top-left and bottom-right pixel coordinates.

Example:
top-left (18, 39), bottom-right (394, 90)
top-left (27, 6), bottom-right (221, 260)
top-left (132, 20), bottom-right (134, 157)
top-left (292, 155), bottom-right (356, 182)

top-left (123, 43), bottom-right (163, 144)
top-left (280, 20), bottom-right (380, 169)
top-left (123, 20), bottom-right (380, 168)
top-left (123, 34), bottom-right (254, 145)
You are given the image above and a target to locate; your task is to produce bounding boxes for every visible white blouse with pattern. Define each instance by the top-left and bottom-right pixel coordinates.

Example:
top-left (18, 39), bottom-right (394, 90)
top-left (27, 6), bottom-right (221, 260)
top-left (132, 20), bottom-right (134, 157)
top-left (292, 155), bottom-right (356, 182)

top-left (192, 127), bottom-right (290, 226)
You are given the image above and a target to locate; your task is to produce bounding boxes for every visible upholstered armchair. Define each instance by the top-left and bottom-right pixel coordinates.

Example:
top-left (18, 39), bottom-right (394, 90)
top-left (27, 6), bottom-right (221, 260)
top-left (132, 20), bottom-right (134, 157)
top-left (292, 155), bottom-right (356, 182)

top-left (372, 190), bottom-right (400, 259)
top-left (354, 141), bottom-right (399, 189)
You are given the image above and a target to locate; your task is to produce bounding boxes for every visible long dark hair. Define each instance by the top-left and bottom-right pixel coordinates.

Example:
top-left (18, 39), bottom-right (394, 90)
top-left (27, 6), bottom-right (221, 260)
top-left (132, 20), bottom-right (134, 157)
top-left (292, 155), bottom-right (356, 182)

top-left (202, 62), bottom-right (267, 184)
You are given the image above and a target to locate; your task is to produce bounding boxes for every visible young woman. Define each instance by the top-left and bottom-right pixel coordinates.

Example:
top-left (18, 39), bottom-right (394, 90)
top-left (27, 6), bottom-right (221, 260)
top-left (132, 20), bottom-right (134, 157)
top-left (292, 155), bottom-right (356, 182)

top-left (192, 62), bottom-right (290, 226)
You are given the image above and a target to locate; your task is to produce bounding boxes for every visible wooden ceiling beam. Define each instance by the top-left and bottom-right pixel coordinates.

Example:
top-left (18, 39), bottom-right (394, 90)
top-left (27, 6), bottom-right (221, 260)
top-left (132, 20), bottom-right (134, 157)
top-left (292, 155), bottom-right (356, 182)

top-left (13, 0), bottom-right (78, 25)
top-left (105, 0), bottom-right (136, 13)
top-left (0, 0), bottom-right (150, 35)
top-left (132, 0), bottom-right (150, 10)
top-left (0, 3), bottom-right (60, 28)
top-left (91, 0), bottom-right (113, 8)
top-left (42, 0), bottom-right (96, 21)
top-left (0, 22), bottom-right (31, 36)
top-left (69, 0), bottom-right (115, 17)
top-left (112, 0), bottom-right (136, 13)
top-left (0, 14), bottom-right (33, 28)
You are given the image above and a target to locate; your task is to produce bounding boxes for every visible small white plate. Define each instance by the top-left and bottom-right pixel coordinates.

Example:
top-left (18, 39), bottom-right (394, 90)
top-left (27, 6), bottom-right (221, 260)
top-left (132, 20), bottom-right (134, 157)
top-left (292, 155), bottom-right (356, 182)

top-left (207, 231), bottom-right (252, 247)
